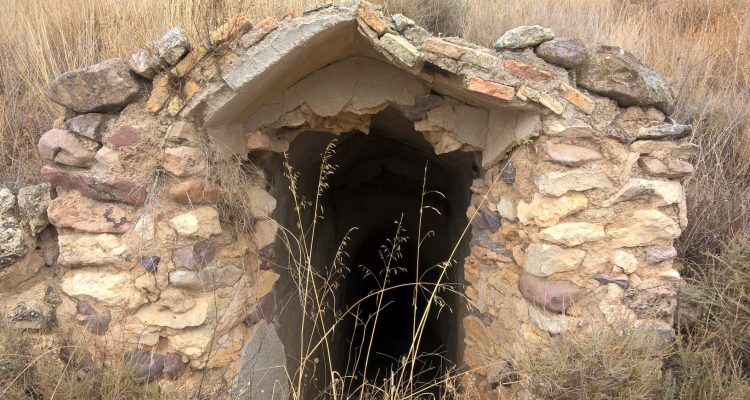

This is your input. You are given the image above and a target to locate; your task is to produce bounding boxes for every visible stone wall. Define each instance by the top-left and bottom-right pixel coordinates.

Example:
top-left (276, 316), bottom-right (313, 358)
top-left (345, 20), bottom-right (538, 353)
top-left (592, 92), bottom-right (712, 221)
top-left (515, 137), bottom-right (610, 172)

top-left (0, 1), bottom-right (695, 397)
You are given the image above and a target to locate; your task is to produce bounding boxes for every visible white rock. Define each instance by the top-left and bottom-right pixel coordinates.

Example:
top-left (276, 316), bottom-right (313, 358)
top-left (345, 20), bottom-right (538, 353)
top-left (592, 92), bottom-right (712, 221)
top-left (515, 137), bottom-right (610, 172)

top-left (545, 120), bottom-right (595, 137)
top-left (170, 206), bottom-right (222, 238)
top-left (613, 250), bottom-right (638, 274)
top-left (61, 270), bottom-right (147, 309)
top-left (58, 233), bottom-right (130, 267)
top-left (606, 209), bottom-right (681, 248)
top-left (523, 243), bottom-right (585, 277)
top-left (162, 146), bottom-right (204, 177)
top-left (0, 187), bottom-right (15, 214)
top-left (496, 197), bottom-right (517, 221)
top-left (534, 170), bottom-right (612, 197)
top-left (538, 222), bottom-right (605, 246)
top-left (528, 305), bottom-right (568, 334)
top-left (132, 215), bottom-right (155, 242)
top-left (136, 295), bottom-right (210, 329)
top-left (246, 186), bottom-right (276, 218)
top-left (253, 219), bottom-right (278, 249)
top-left (169, 326), bottom-right (214, 357)
top-left (154, 26), bottom-right (190, 65)
top-left (517, 193), bottom-right (588, 227)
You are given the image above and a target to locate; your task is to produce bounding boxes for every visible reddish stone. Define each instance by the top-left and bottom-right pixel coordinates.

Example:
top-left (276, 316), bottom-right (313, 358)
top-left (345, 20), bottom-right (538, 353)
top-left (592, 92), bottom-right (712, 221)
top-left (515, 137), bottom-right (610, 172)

top-left (47, 196), bottom-right (131, 233)
top-left (108, 126), bottom-right (142, 148)
top-left (171, 240), bottom-right (217, 270)
top-left (541, 141), bottom-right (602, 166)
top-left (535, 37), bottom-right (588, 69)
top-left (240, 17), bottom-right (278, 48)
top-left (423, 37), bottom-right (466, 60)
top-left (168, 179), bottom-right (221, 205)
top-left (466, 77), bottom-right (515, 100)
top-left (41, 165), bottom-right (147, 205)
top-left (638, 156), bottom-right (693, 178)
top-left (504, 59), bottom-right (553, 81)
top-left (356, 2), bottom-right (388, 36)
top-left (38, 129), bottom-right (98, 167)
top-left (559, 82), bottom-right (596, 114)
top-left (518, 273), bottom-right (582, 313)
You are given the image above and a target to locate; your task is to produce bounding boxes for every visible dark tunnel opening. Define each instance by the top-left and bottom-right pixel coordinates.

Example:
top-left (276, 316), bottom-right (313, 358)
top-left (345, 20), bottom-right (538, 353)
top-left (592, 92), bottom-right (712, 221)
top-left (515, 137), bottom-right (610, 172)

top-left (268, 107), bottom-right (477, 396)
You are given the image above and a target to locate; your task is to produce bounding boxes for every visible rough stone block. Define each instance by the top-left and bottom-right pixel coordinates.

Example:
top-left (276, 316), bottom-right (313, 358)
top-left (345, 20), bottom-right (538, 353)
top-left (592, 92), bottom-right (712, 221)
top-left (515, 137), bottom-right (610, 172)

top-left (466, 77), bottom-right (515, 101)
top-left (46, 59), bottom-right (144, 113)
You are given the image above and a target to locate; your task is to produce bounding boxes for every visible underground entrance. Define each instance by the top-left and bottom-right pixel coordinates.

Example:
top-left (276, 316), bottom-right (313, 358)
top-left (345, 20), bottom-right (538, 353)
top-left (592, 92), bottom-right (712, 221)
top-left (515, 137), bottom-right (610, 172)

top-left (266, 108), bottom-right (477, 395)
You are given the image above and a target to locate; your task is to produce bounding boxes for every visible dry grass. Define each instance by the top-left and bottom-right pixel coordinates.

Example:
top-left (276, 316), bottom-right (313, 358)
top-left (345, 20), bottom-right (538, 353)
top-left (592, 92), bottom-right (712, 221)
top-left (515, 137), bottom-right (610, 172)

top-left (1, 0), bottom-right (748, 253)
top-left (513, 329), bottom-right (673, 399)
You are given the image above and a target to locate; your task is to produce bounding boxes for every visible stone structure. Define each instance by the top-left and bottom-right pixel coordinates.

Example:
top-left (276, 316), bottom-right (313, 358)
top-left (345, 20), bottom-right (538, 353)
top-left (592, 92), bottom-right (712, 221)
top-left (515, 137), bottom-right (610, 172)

top-left (0, 1), bottom-right (695, 397)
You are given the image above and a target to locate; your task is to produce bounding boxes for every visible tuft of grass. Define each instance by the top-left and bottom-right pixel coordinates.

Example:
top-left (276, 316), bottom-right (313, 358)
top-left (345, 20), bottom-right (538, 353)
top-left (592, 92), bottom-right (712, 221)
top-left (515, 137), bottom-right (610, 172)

top-left (681, 240), bottom-right (750, 373)
top-left (513, 329), bottom-right (673, 399)
top-left (0, 324), bottom-right (166, 400)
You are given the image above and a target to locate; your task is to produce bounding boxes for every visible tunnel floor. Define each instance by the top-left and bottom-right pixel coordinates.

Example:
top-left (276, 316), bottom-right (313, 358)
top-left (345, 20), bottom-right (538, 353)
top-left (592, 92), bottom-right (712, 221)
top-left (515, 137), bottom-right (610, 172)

top-left (273, 108), bottom-right (477, 396)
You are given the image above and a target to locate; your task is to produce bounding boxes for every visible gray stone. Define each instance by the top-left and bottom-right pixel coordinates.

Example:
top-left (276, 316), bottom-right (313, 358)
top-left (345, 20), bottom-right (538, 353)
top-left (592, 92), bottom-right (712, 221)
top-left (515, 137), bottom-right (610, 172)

top-left (535, 37), bottom-right (587, 68)
top-left (624, 286), bottom-right (676, 318)
top-left (140, 255), bottom-right (160, 273)
top-left (470, 207), bottom-right (501, 231)
top-left (66, 113), bottom-right (110, 141)
top-left (0, 187), bottom-right (14, 214)
top-left (7, 298), bottom-right (53, 330)
top-left (163, 352), bottom-right (186, 380)
top-left (236, 321), bottom-right (289, 400)
top-left (399, 94), bottom-right (443, 121)
top-left (644, 246), bottom-right (678, 264)
top-left (0, 217), bottom-right (28, 268)
top-left (46, 59), bottom-right (144, 113)
top-left (494, 25), bottom-right (554, 49)
top-left (577, 45), bottom-right (676, 115)
top-left (636, 123), bottom-right (692, 141)
top-left (593, 274), bottom-right (629, 290)
top-left (17, 183), bottom-right (52, 235)
top-left (391, 13), bottom-right (415, 32)
top-left (154, 27), bottom-right (190, 65)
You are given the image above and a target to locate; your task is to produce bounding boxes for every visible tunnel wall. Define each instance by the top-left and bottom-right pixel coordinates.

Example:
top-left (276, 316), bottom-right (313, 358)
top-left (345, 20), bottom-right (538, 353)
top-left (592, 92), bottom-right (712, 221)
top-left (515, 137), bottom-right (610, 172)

top-left (0, 1), bottom-right (694, 398)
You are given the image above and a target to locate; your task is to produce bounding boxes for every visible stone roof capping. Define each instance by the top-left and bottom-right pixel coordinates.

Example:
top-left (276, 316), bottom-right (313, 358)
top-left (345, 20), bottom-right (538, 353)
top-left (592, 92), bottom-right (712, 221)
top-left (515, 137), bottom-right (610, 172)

top-left (19, 1), bottom-right (693, 397)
